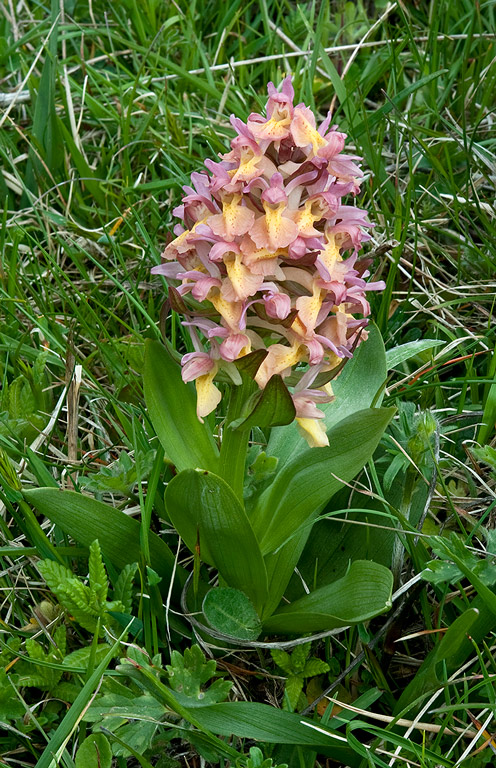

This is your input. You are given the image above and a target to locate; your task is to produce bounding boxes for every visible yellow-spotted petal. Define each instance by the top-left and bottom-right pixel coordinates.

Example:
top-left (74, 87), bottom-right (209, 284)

top-left (224, 253), bottom-right (264, 300)
top-left (291, 106), bottom-right (328, 156)
top-left (294, 282), bottom-right (325, 337)
top-left (210, 292), bottom-right (244, 331)
top-left (255, 342), bottom-right (304, 388)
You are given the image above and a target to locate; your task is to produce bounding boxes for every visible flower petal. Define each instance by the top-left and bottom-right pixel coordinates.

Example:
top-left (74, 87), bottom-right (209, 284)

top-left (296, 417), bottom-right (329, 448)
top-left (195, 369), bottom-right (222, 422)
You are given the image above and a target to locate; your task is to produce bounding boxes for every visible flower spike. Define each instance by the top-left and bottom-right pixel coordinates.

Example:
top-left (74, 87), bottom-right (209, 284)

top-left (153, 76), bottom-right (384, 446)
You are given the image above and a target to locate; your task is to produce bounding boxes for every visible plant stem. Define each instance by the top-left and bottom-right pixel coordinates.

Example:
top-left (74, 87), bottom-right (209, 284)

top-left (218, 383), bottom-right (251, 501)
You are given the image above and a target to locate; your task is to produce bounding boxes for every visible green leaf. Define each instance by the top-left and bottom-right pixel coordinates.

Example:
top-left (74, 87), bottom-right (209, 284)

top-left (203, 587), bottom-right (262, 641)
top-left (472, 444), bottom-right (496, 475)
top-left (229, 374), bottom-right (295, 430)
top-left (37, 559), bottom-right (101, 633)
top-left (166, 644), bottom-right (232, 707)
top-left (63, 644), bottom-right (117, 672)
top-left (75, 733), bottom-right (112, 768)
top-left (395, 607), bottom-right (480, 713)
top-left (89, 540), bottom-right (107, 605)
top-left (263, 561), bottom-right (393, 634)
top-left (268, 324), bottom-right (387, 471)
top-left (270, 649), bottom-right (292, 674)
top-left (385, 339), bottom-right (444, 369)
top-left (284, 676), bottom-right (304, 710)
top-left (23, 4), bottom-right (62, 198)
top-left (302, 658), bottom-right (330, 677)
top-left (165, 469), bottom-right (267, 607)
top-left (290, 643), bottom-right (311, 674)
top-left (352, 70), bottom-right (449, 138)
top-left (144, 339), bottom-right (219, 473)
top-left (252, 407), bottom-right (396, 556)
top-left (261, 531), bottom-right (314, 620)
top-left (245, 746), bottom-right (288, 768)
top-left (431, 534), bottom-right (496, 615)
top-left (190, 701), bottom-right (355, 753)
top-left (113, 563), bottom-right (139, 613)
top-left (23, 488), bottom-right (184, 594)
top-left (83, 693), bottom-right (165, 723)
top-left (478, 345), bottom-right (496, 445)
top-left (36, 630), bottom-right (131, 768)
top-left (111, 721), bottom-right (158, 759)
top-left (0, 669), bottom-right (25, 721)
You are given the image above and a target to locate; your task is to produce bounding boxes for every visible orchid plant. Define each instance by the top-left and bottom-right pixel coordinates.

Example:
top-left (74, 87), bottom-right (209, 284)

top-left (145, 77), bottom-right (396, 640)
top-left (152, 76), bottom-right (384, 450)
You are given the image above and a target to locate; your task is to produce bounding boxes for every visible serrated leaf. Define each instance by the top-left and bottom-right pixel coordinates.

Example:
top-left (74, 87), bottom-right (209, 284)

top-left (303, 658), bottom-right (330, 677)
top-left (271, 649), bottom-right (292, 675)
top-left (422, 560), bottom-right (464, 585)
top-left (166, 645), bottom-right (232, 708)
top-left (0, 669), bottom-right (26, 720)
top-left (113, 563), bottom-right (138, 613)
top-left (112, 721), bottom-right (158, 758)
top-left (203, 587), bottom-right (262, 641)
top-left (8, 378), bottom-right (31, 420)
top-left (290, 642), bottom-right (311, 674)
top-left (245, 746), bottom-right (288, 768)
top-left (284, 675), bottom-right (304, 710)
top-left (63, 644), bottom-right (117, 671)
top-left (89, 540), bottom-right (107, 605)
top-left (168, 645), bottom-right (216, 689)
top-left (20, 630), bottom-right (65, 691)
top-left (38, 556), bottom-right (124, 634)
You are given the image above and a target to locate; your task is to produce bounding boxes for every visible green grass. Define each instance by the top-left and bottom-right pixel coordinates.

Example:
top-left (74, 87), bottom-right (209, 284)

top-left (1, 0), bottom-right (496, 766)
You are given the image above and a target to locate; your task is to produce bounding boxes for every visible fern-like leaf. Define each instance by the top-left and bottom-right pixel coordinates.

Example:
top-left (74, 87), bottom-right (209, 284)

top-left (113, 562), bottom-right (138, 613)
top-left (89, 539), bottom-right (107, 605)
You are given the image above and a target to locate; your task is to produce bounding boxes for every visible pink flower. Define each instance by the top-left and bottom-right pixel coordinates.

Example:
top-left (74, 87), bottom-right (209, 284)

top-left (152, 76), bottom-right (383, 446)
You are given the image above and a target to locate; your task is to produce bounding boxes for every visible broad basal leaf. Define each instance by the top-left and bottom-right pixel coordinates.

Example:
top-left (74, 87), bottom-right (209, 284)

top-left (144, 339), bottom-right (219, 473)
top-left (75, 734), bottom-right (112, 768)
top-left (23, 488), bottom-right (185, 593)
top-left (203, 587), bottom-right (262, 641)
top-left (165, 469), bottom-right (268, 608)
top-left (267, 324), bottom-right (387, 471)
top-left (251, 407), bottom-right (396, 556)
top-left (263, 560), bottom-right (393, 634)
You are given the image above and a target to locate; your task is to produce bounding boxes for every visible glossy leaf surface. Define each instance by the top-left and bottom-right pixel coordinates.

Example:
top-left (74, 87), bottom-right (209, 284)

top-left (23, 488), bottom-right (183, 589)
top-left (267, 323), bottom-right (387, 471)
top-left (252, 406), bottom-right (396, 555)
top-left (203, 587), bottom-right (262, 640)
top-left (165, 469), bottom-right (267, 607)
top-left (263, 560), bottom-right (393, 634)
top-left (385, 338), bottom-right (444, 369)
top-left (144, 339), bottom-right (219, 473)
top-left (229, 374), bottom-right (295, 431)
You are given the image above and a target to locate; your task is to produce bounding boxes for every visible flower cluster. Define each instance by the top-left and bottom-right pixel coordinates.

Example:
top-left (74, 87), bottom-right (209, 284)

top-left (152, 77), bottom-right (384, 447)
